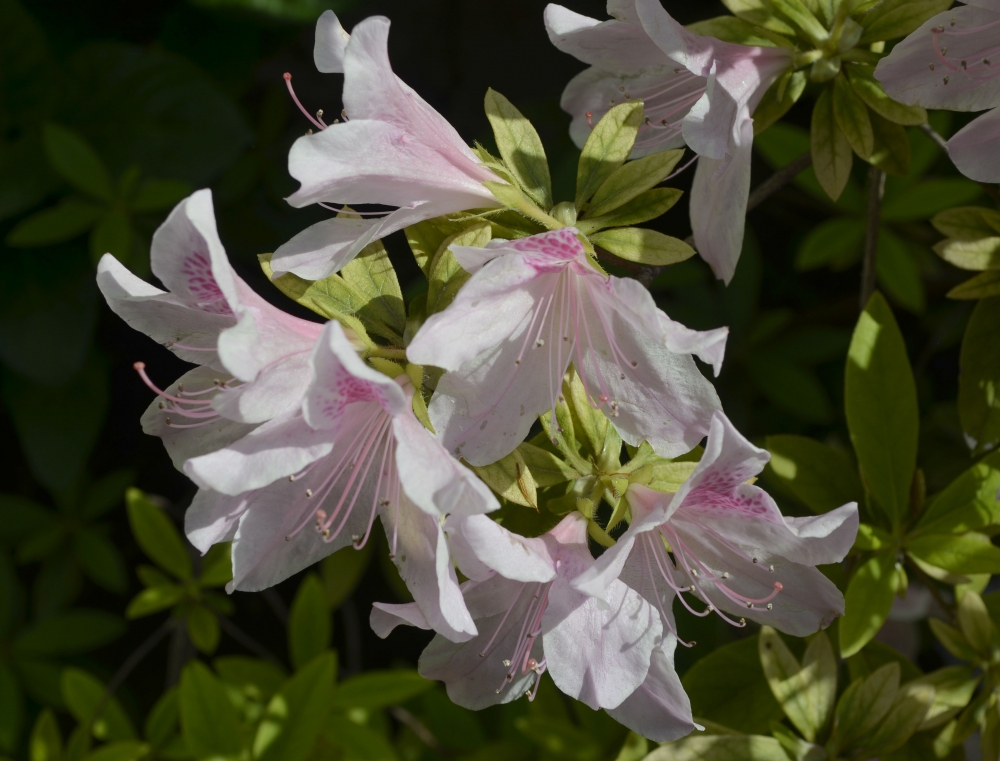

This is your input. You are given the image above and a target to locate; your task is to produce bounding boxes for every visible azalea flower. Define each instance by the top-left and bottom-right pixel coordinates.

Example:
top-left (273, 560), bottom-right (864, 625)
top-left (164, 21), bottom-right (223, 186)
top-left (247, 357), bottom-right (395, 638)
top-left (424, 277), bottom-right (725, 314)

top-left (573, 411), bottom-right (859, 637)
top-left (371, 512), bottom-right (696, 741)
top-left (545, 0), bottom-right (793, 283)
top-left (406, 226), bottom-right (725, 466)
top-left (875, 0), bottom-right (1000, 182)
top-left (272, 11), bottom-right (503, 280)
top-left (96, 189), bottom-right (324, 469)
top-left (185, 321), bottom-right (498, 641)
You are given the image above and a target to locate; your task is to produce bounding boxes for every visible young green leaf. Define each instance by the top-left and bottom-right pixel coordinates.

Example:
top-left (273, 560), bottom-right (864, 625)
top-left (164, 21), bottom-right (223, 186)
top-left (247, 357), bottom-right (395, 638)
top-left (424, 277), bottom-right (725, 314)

top-left (758, 627), bottom-right (832, 742)
top-left (178, 661), bottom-right (242, 759)
top-left (833, 74), bottom-right (874, 159)
top-left (81, 740), bottom-right (149, 761)
top-left (125, 584), bottom-right (184, 619)
top-left (338, 238), bottom-right (406, 341)
top-left (957, 590), bottom-right (996, 656)
top-left (857, 0), bottom-right (953, 45)
top-left (949, 270), bottom-right (1000, 300)
top-left (575, 188), bottom-right (683, 235)
top-left (721, 0), bottom-right (797, 34)
top-left (645, 734), bottom-right (789, 760)
top-left (5, 198), bottom-right (105, 248)
top-left (908, 666), bottom-right (980, 731)
top-left (765, 435), bottom-right (863, 514)
top-left (288, 573), bottom-right (332, 670)
top-left (198, 543), bottom-right (232, 588)
top-left (906, 533), bottom-right (1000, 576)
top-left (331, 669), bottom-right (433, 709)
top-left (846, 64), bottom-right (927, 126)
top-left (754, 70), bottom-right (808, 135)
top-left (834, 663), bottom-right (899, 748)
top-left (868, 112), bottom-right (910, 176)
top-left (811, 87), bottom-right (854, 201)
top-left (254, 652), bottom-right (336, 761)
top-left (125, 489), bottom-right (192, 581)
top-left (42, 123), bottom-right (114, 202)
top-left (61, 668), bottom-right (136, 742)
top-left (185, 605), bottom-right (220, 654)
top-left (516, 442), bottom-right (580, 487)
top-left (484, 89), bottom-right (552, 209)
top-left (845, 293), bottom-right (918, 526)
top-left (576, 101), bottom-right (644, 208)
top-left (427, 221), bottom-right (491, 315)
top-left (472, 448), bottom-right (538, 509)
top-left (914, 450), bottom-right (1000, 535)
top-left (840, 552), bottom-right (900, 657)
top-left (585, 149), bottom-right (683, 218)
top-left (29, 709), bottom-right (62, 761)
top-left (959, 298), bottom-right (1000, 455)
top-left (589, 227), bottom-right (695, 267)
top-left (863, 682), bottom-right (935, 756)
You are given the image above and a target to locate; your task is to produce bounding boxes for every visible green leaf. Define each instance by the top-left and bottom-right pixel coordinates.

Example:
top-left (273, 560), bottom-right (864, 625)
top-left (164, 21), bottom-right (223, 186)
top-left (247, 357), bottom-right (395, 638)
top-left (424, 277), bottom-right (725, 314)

top-left (331, 670), bottom-right (433, 710)
top-left (907, 533), bottom-right (1000, 575)
top-left (575, 101), bottom-right (644, 208)
top-left (864, 682), bottom-right (935, 756)
top-left (883, 179), bottom-right (983, 222)
top-left (959, 298), bottom-right (1000, 454)
top-left (647, 735), bottom-right (789, 760)
top-left (321, 542), bottom-right (372, 610)
top-left (427, 221), bottom-right (491, 316)
top-left (683, 636), bottom-right (783, 734)
top-left (916, 450), bottom-right (1000, 535)
top-left (14, 610), bottom-right (124, 656)
top-left (516, 442), bottom-right (580, 487)
top-left (769, 723), bottom-right (825, 761)
top-left (338, 238), bottom-right (406, 342)
top-left (288, 573), bottom-right (331, 670)
top-left (845, 292), bottom-right (918, 525)
top-left (472, 448), bottom-right (538, 509)
top-left (747, 356), bottom-right (834, 423)
top-left (721, 0), bottom-right (797, 34)
top-left (835, 663), bottom-right (900, 748)
top-left (811, 87), bottom-right (854, 201)
top-left (869, 112), bottom-right (911, 176)
top-left (484, 89), bottom-right (552, 209)
top-left (61, 668), bottom-right (136, 742)
top-left (29, 710), bottom-right (62, 761)
top-left (81, 741), bottom-right (149, 761)
top-left (858, 0), bottom-right (953, 44)
top-left (42, 123), bottom-right (114, 202)
top-left (125, 584), bottom-right (184, 618)
top-left (949, 270), bottom-right (1000, 300)
top-left (404, 217), bottom-right (472, 277)
top-left (688, 15), bottom-right (788, 46)
top-left (0, 663), bottom-right (23, 754)
top-left (321, 714), bottom-right (398, 761)
top-left (589, 227), bottom-right (694, 267)
top-left (198, 542), bottom-right (232, 588)
top-left (846, 64), bottom-right (927, 126)
top-left (575, 188), bottom-right (683, 235)
top-left (178, 661), bottom-right (242, 758)
top-left (129, 178), bottom-right (192, 212)
top-left (758, 628), bottom-right (835, 742)
top-left (125, 488), bottom-right (192, 580)
top-left (754, 70), bottom-right (808, 135)
top-left (909, 666), bottom-right (980, 731)
top-left (214, 657), bottom-right (288, 704)
top-left (795, 216), bottom-right (865, 271)
top-left (840, 553), bottom-right (901, 657)
top-left (5, 198), bottom-right (105, 247)
top-left (833, 74), bottom-right (874, 159)
top-left (929, 618), bottom-right (980, 662)
top-left (254, 652), bottom-right (336, 761)
top-left (185, 605), bottom-right (220, 654)
top-left (855, 522), bottom-right (892, 550)
top-left (934, 234), bottom-right (1000, 272)
top-left (876, 228), bottom-right (925, 313)
top-left (89, 210), bottom-right (133, 266)
top-left (144, 688), bottom-right (179, 749)
top-left (957, 590), bottom-right (996, 655)
top-left (585, 149), bottom-right (683, 218)
top-left (74, 529), bottom-right (127, 593)
top-left (765, 435), bottom-right (864, 514)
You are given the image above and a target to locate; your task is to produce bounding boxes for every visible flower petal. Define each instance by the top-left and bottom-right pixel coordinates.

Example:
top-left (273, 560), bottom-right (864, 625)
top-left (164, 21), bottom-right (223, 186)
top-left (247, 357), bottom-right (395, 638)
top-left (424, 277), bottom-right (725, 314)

top-left (393, 414), bottom-right (498, 517)
top-left (446, 514), bottom-right (557, 583)
top-left (185, 488), bottom-right (247, 554)
top-left (544, 3), bottom-right (668, 73)
top-left (370, 600), bottom-right (430, 638)
top-left (211, 351), bottom-right (313, 424)
top-left (606, 639), bottom-right (696, 742)
top-left (314, 10), bottom-right (350, 73)
top-left (656, 312), bottom-right (728, 377)
top-left (378, 495), bottom-right (477, 642)
top-left (216, 300), bottom-right (322, 384)
top-left (948, 106), bottom-right (1000, 183)
top-left (543, 576), bottom-right (662, 710)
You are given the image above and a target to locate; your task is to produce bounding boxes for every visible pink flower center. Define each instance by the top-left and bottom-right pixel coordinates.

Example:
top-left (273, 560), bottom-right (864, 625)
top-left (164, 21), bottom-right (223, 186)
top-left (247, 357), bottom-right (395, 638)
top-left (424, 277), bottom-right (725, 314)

top-left (180, 252), bottom-right (233, 316)
top-left (478, 581), bottom-right (551, 702)
top-left (929, 16), bottom-right (1000, 88)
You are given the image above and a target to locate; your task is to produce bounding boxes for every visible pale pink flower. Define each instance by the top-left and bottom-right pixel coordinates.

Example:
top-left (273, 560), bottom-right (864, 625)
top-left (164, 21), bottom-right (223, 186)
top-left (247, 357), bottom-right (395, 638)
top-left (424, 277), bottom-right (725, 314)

top-left (876, 0), bottom-right (1000, 182)
top-left (371, 512), bottom-right (696, 741)
top-left (546, 0), bottom-right (792, 283)
top-left (186, 321), bottom-right (498, 641)
top-left (96, 189), bottom-right (324, 469)
top-left (272, 12), bottom-right (503, 280)
top-left (573, 412), bottom-right (859, 637)
top-left (406, 227), bottom-right (725, 466)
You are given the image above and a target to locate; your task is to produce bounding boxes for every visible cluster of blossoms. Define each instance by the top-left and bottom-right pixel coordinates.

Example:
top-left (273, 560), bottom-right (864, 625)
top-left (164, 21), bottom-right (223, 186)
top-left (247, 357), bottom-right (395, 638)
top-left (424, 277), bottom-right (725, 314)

top-left (98, 3), bottom-right (868, 742)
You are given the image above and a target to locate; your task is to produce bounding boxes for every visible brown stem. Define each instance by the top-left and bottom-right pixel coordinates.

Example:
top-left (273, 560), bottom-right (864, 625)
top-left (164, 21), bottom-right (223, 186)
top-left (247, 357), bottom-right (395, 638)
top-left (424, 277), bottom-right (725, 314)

top-left (860, 165), bottom-right (885, 310)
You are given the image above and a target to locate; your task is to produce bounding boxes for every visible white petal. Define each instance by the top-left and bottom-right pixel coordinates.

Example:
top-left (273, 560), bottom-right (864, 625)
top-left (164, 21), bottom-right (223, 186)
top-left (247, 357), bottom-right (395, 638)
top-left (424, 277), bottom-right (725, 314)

top-left (185, 489), bottom-right (247, 554)
top-left (211, 351), bottom-right (313, 424)
top-left (606, 640), bottom-right (696, 742)
top-left (948, 107), bottom-right (1000, 183)
top-left (314, 10), bottom-right (350, 73)
top-left (446, 514), bottom-right (557, 583)
top-left (544, 3), bottom-right (668, 73)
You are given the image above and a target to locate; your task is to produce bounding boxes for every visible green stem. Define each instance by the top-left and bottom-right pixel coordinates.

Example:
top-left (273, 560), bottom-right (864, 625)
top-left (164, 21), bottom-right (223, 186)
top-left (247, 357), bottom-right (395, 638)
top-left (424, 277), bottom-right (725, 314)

top-left (368, 347), bottom-right (407, 360)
